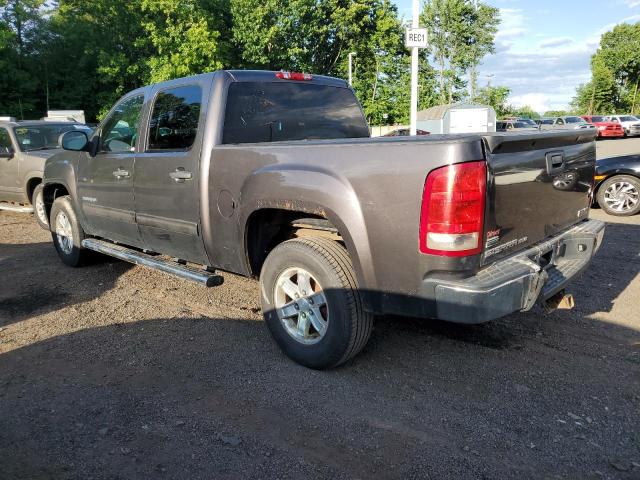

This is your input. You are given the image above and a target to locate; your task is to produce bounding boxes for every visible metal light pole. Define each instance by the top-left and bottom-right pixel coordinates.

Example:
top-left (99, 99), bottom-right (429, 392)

top-left (348, 52), bottom-right (356, 86)
top-left (410, 0), bottom-right (419, 136)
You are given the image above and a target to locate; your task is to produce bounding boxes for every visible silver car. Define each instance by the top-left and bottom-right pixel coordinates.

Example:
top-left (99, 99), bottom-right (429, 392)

top-left (545, 116), bottom-right (597, 131)
top-left (0, 120), bottom-right (92, 225)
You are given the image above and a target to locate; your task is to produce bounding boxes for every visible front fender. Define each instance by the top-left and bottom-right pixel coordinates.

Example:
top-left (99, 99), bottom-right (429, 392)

top-left (239, 164), bottom-right (376, 291)
top-left (42, 153), bottom-right (87, 228)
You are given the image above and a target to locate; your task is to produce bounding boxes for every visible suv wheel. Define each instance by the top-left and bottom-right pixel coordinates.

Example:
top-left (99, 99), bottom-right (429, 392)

top-left (260, 236), bottom-right (373, 369)
top-left (597, 175), bottom-right (640, 216)
top-left (31, 183), bottom-right (49, 230)
top-left (50, 195), bottom-right (90, 266)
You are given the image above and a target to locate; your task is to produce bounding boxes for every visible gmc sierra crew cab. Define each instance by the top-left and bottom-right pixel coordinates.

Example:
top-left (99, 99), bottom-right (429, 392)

top-left (41, 70), bottom-right (605, 369)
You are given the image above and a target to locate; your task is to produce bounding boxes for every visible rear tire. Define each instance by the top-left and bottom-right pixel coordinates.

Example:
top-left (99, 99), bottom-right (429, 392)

top-left (31, 183), bottom-right (49, 230)
top-left (597, 175), bottom-right (640, 216)
top-left (50, 195), bottom-right (90, 267)
top-left (260, 236), bottom-right (373, 369)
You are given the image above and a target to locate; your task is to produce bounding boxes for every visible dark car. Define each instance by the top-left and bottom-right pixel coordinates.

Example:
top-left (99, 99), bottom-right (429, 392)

top-left (383, 128), bottom-right (430, 136)
top-left (594, 155), bottom-right (640, 216)
top-left (42, 70), bottom-right (604, 369)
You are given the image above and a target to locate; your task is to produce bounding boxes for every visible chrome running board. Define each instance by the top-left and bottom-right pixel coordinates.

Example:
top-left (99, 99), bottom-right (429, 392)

top-left (81, 238), bottom-right (224, 287)
top-left (0, 202), bottom-right (33, 213)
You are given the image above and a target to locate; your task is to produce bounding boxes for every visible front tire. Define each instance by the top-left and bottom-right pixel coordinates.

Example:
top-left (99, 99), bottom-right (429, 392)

top-left (31, 183), bottom-right (49, 230)
top-left (50, 195), bottom-right (90, 266)
top-left (597, 175), bottom-right (640, 216)
top-left (260, 236), bottom-right (373, 369)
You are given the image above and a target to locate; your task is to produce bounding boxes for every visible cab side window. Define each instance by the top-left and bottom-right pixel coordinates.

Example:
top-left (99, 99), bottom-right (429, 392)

top-left (0, 128), bottom-right (13, 154)
top-left (556, 118), bottom-right (565, 125)
top-left (147, 85), bottom-right (202, 151)
top-left (99, 95), bottom-right (144, 153)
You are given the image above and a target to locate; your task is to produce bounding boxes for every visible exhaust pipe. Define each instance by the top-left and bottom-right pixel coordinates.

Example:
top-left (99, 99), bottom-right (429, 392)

top-left (544, 290), bottom-right (575, 312)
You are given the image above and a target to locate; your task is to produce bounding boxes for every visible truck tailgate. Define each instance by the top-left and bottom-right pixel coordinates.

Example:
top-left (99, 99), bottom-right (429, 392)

top-left (482, 130), bottom-right (596, 264)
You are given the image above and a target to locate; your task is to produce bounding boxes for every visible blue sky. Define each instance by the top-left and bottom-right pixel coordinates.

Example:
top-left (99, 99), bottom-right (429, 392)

top-left (392, 0), bottom-right (640, 112)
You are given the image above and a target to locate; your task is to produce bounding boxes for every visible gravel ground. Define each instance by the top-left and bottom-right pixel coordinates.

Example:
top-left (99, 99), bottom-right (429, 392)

top-left (0, 208), bottom-right (639, 480)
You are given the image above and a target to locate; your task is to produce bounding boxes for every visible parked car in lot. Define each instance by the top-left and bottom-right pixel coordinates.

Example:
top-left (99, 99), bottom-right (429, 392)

top-left (383, 128), bottom-right (429, 136)
top-left (41, 70), bottom-right (604, 368)
top-left (541, 116), bottom-right (597, 131)
top-left (594, 155), bottom-right (640, 216)
top-left (496, 120), bottom-right (539, 132)
top-left (603, 115), bottom-right (640, 137)
top-left (536, 118), bottom-right (554, 128)
top-left (0, 120), bottom-right (92, 226)
top-left (581, 115), bottom-right (624, 139)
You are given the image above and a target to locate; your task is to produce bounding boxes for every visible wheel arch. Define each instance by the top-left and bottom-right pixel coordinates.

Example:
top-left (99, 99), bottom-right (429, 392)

top-left (238, 166), bottom-right (375, 293)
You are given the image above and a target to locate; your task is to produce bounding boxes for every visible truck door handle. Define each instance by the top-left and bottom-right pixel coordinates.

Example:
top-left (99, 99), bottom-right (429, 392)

top-left (113, 168), bottom-right (130, 179)
top-left (169, 168), bottom-right (192, 183)
top-left (545, 152), bottom-right (565, 174)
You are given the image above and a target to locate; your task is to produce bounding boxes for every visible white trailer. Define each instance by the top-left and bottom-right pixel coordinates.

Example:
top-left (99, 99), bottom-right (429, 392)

top-left (42, 110), bottom-right (86, 124)
top-left (417, 103), bottom-right (496, 134)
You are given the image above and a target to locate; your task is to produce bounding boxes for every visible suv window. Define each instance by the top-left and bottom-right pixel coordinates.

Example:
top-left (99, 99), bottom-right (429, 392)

top-left (0, 128), bottom-right (12, 154)
top-left (99, 95), bottom-right (144, 153)
top-left (147, 85), bottom-right (202, 151)
top-left (222, 82), bottom-right (370, 144)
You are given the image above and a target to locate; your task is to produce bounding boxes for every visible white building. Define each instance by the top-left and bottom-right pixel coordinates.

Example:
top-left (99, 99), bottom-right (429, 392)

top-left (417, 103), bottom-right (496, 134)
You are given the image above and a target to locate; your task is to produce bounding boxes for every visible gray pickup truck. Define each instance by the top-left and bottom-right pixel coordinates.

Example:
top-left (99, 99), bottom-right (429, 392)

top-left (42, 70), bottom-right (605, 368)
top-left (0, 120), bottom-right (92, 225)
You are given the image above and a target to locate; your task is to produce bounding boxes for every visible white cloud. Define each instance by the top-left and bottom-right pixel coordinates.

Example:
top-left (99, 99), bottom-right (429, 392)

top-left (538, 37), bottom-right (574, 49)
top-left (624, 0), bottom-right (640, 7)
top-left (495, 8), bottom-right (526, 41)
top-left (476, 7), bottom-right (622, 113)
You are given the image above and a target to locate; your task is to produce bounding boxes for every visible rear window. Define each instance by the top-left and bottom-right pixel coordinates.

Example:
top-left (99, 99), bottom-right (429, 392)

top-left (222, 82), bottom-right (369, 144)
top-left (620, 116), bottom-right (638, 122)
top-left (565, 117), bottom-right (584, 124)
top-left (591, 116), bottom-right (604, 122)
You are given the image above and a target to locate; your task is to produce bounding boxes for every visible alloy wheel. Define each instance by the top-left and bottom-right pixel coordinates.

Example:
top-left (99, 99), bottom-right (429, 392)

top-left (274, 267), bottom-right (329, 345)
top-left (603, 181), bottom-right (639, 213)
top-left (55, 211), bottom-right (74, 254)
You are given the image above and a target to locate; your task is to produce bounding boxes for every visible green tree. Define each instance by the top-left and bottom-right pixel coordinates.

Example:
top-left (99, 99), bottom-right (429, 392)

top-left (543, 110), bottom-right (568, 117)
top-left (573, 21), bottom-right (640, 115)
top-left (0, 0), bottom-right (48, 118)
top-left (230, 0), bottom-right (416, 124)
top-left (475, 85), bottom-right (511, 118)
top-left (141, 0), bottom-right (226, 83)
top-left (420, 0), bottom-right (499, 104)
top-left (511, 106), bottom-right (540, 119)
top-left (571, 55), bottom-right (616, 114)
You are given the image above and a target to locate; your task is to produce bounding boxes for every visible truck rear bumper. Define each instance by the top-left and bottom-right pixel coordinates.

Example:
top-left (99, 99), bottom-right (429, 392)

top-left (424, 219), bottom-right (605, 324)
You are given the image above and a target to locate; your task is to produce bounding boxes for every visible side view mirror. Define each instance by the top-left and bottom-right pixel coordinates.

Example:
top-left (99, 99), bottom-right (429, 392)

top-left (0, 147), bottom-right (13, 159)
top-left (60, 130), bottom-right (89, 151)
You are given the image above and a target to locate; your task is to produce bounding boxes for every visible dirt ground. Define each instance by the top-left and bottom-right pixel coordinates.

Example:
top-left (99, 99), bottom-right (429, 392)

top-left (0, 208), bottom-right (639, 480)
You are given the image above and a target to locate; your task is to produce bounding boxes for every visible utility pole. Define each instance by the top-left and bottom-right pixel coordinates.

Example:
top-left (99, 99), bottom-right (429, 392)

top-left (410, 0), bottom-right (420, 135)
top-left (348, 52), bottom-right (356, 86)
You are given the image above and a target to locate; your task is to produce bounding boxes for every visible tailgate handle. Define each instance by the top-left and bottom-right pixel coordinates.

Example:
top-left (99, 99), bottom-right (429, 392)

top-left (546, 152), bottom-right (565, 174)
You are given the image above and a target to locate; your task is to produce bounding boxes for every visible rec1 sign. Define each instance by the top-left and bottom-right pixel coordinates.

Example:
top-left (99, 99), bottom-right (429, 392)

top-left (405, 28), bottom-right (427, 48)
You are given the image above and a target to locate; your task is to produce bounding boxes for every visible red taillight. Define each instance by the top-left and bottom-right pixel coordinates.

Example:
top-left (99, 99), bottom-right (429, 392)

top-left (419, 161), bottom-right (487, 256)
top-left (275, 71), bottom-right (313, 81)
